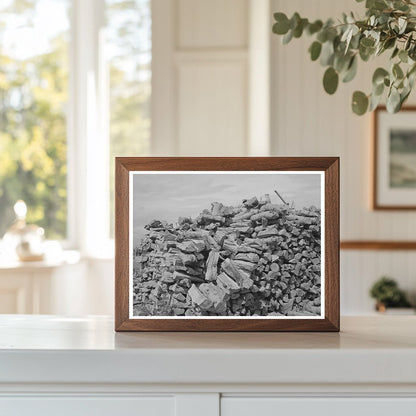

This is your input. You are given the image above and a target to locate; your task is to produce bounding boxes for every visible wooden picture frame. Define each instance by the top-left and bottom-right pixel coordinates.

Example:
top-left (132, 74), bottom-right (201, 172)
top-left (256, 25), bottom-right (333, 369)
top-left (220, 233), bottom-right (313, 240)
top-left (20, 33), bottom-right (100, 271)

top-left (115, 157), bottom-right (339, 332)
top-left (373, 106), bottom-right (416, 210)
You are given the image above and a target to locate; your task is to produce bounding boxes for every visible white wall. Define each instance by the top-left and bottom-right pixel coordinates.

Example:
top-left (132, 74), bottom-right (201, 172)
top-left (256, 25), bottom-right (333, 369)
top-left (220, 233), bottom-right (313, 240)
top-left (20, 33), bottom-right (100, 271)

top-left (271, 0), bottom-right (416, 313)
top-left (151, 0), bottom-right (416, 314)
top-left (19, 0), bottom-right (414, 317)
top-left (152, 0), bottom-right (270, 156)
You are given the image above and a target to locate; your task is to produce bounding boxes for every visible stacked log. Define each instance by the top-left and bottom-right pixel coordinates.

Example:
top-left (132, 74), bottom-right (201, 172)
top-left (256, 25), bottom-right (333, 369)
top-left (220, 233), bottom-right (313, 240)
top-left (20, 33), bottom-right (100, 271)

top-left (132, 194), bottom-right (321, 317)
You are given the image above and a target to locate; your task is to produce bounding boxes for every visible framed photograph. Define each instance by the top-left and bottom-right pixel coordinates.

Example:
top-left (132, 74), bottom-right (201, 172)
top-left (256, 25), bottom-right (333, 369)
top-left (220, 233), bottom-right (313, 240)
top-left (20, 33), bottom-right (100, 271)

top-left (374, 106), bottom-right (416, 209)
top-left (115, 157), bottom-right (339, 331)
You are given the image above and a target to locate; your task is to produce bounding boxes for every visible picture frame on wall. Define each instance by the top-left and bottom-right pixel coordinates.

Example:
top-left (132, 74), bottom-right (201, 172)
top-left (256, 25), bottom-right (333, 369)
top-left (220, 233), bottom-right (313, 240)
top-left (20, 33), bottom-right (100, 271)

top-left (115, 157), bottom-right (339, 332)
top-left (374, 106), bottom-right (416, 210)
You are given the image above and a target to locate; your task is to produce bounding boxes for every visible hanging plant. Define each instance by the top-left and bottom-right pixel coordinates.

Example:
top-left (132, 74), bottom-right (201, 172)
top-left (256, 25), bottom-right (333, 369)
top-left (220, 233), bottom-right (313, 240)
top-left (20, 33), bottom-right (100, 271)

top-left (272, 0), bottom-right (416, 115)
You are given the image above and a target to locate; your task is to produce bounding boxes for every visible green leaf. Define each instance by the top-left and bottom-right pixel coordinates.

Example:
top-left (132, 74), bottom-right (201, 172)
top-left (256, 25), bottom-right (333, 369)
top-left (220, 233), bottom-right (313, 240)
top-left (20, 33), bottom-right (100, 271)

top-left (334, 52), bottom-right (352, 73)
top-left (391, 47), bottom-right (399, 59)
top-left (317, 30), bottom-right (328, 43)
top-left (273, 13), bottom-right (290, 35)
top-left (282, 29), bottom-right (293, 44)
top-left (398, 17), bottom-right (407, 34)
top-left (352, 91), bottom-right (369, 115)
top-left (372, 67), bottom-right (389, 86)
top-left (349, 32), bottom-right (361, 49)
top-left (290, 12), bottom-right (301, 29)
top-left (393, 63), bottom-right (404, 79)
top-left (342, 56), bottom-right (357, 83)
top-left (400, 88), bottom-right (411, 107)
top-left (360, 37), bottom-right (375, 48)
top-left (293, 18), bottom-right (308, 38)
top-left (408, 68), bottom-right (416, 89)
top-left (366, 0), bottom-right (388, 10)
top-left (309, 41), bottom-right (322, 61)
top-left (393, 0), bottom-right (410, 11)
top-left (341, 25), bottom-right (359, 53)
top-left (359, 46), bottom-right (374, 62)
top-left (409, 44), bottom-right (416, 61)
top-left (408, 63), bottom-right (416, 81)
top-left (320, 40), bottom-right (335, 66)
top-left (399, 49), bottom-right (408, 63)
top-left (369, 92), bottom-right (383, 111)
top-left (405, 34), bottom-right (413, 51)
top-left (374, 82), bottom-right (385, 96)
top-left (307, 20), bottom-right (323, 35)
top-left (387, 87), bottom-right (401, 113)
top-left (383, 37), bottom-right (396, 50)
top-left (359, 39), bottom-right (376, 61)
top-left (323, 67), bottom-right (339, 95)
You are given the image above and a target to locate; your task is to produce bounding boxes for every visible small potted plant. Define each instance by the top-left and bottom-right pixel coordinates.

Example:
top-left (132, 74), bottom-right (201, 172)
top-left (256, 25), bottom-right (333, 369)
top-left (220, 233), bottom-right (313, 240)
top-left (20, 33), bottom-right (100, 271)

top-left (370, 276), bottom-right (414, 314)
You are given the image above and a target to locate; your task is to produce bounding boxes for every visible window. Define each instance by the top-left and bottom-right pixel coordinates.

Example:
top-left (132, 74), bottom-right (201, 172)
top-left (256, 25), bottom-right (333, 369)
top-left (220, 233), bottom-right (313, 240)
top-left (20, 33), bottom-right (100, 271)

top-left (0, 0), bottom-right (70, 239)
top-left (106, 0), bottom-right (151, 237)
top-left (0, 0), bottom-right (151, 251)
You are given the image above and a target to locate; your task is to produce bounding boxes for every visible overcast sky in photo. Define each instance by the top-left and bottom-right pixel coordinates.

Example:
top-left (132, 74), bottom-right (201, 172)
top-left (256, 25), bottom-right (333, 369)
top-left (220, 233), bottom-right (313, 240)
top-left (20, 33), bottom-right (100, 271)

top-left (132, 173), bottom-right (322, 245)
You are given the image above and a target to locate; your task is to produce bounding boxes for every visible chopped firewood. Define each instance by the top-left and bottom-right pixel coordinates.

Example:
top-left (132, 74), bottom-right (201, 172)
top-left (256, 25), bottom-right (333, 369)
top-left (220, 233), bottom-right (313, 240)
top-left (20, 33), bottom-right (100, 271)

top-left (174, 253), bottom-right (197, 265)
top-left (257, 227), bottom-right (279, 238)
top-left (303, 300), bottom-right (321, 315)
top-left (199, 283), bottom-right (228, 314)
top-left (234, 252), bottom-right (260, 263)
top-left (232, 210), bottom-right (257, 222)
top-left (205, 250), bottom-right (220, 281)
top-left (134, 192), bottom-right (321, 317)
top-left (217, 272), bottom-right (240, 293)
top-left (233, 259), bottom-right (257, 272)
top-left (243, 196), bottom-right (259, 208)
top-left (259, 194), bottom-right (271, 205)
top-left (211, 202), bottom-right (223, 216)
top-left (250, 211), bottom-right (279, 222)
top-left (221, 258), bottom-right (254, 290)
top-left (173, 271), bottom-right (204, 284)
top-left (188, 284), bottom-right (213, 310)
top-left (177, 240), bottom-right (206, 253)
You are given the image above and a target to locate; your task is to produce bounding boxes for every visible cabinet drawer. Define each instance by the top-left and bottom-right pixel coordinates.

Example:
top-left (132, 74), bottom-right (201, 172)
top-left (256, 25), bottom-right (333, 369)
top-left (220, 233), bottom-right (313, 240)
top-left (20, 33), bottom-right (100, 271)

top-left (221, 397), bottom-right (416, 416)
top-left (0, 396), bottom-right (174, 416)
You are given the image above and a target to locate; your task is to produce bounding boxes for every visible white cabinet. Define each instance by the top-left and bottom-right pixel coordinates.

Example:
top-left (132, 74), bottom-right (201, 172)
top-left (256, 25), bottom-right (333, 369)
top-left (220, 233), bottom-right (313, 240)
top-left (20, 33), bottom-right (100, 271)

top-left (222, 398), bottom-right (416, 416)
top-left (1, 397), bottom-right (175, 416)
top-left (0, 255), bottom-right (114, 315)
top-left (0, 261), bottom-right (83, 314)
top-left (0, 316), bottom-right (415, 416)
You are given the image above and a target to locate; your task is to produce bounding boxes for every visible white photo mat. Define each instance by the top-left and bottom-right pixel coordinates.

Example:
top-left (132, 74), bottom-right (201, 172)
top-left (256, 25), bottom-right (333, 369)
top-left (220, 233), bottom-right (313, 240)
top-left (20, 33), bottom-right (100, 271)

top-left (128, 171), bottom-right (325, 320)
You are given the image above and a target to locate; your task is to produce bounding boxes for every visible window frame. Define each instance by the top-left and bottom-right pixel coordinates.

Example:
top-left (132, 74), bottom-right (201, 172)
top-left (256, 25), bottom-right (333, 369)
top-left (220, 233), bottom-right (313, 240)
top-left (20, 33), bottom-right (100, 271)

top-left (1, 0), bottom-right (159, 258)
top-left (67, 0), bottom-right (111, 257)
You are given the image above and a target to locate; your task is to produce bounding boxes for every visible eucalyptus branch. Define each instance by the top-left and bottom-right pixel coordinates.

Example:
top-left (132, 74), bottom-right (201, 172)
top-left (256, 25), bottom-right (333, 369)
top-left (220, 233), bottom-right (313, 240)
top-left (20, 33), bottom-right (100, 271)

top-left (272, 0), bottom-right (416, 115)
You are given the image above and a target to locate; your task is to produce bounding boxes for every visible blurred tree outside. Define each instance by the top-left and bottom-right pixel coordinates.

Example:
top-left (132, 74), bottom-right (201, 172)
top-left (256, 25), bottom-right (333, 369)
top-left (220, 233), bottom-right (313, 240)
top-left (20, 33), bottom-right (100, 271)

top-left (107, 0), bottom-right (151, 237)
top-left (0, 0), bottom-right (151, 240)
top-left (0, 0), bottom-right (69, 238)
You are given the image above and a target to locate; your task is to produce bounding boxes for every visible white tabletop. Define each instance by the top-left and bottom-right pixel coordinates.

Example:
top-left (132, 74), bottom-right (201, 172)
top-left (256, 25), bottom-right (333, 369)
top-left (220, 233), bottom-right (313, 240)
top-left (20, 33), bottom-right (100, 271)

top-left (0, 315), bottom-right (415, 385)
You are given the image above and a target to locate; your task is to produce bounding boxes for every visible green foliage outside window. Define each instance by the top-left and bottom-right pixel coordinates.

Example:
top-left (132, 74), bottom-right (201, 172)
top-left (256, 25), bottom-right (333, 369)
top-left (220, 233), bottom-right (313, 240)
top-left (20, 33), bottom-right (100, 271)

top-left (0, 0), bottom-right (151, 240)
top-left (107, 0), bottom-right (151, 237)
top-left (0, 1), bottom-right (69, 238)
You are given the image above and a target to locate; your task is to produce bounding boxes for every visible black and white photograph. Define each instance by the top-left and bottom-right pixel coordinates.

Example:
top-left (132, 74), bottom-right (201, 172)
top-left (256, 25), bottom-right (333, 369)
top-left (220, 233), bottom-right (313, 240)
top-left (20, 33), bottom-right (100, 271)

top-left (129, 172), bottom-right (324, 319)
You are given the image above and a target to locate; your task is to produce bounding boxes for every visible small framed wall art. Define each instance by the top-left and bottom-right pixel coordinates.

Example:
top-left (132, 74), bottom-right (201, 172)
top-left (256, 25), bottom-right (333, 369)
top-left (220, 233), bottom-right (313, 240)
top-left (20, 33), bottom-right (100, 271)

top-left (115, 157), bottom-right (339, 331)
top-left (374, 106), bottom-right (416, 209)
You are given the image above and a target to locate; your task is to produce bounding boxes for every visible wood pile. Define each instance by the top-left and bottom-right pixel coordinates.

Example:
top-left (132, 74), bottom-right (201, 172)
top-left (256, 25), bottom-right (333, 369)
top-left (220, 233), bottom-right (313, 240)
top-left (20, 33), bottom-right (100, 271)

top-left (133, 194), bottom-right (321, 317)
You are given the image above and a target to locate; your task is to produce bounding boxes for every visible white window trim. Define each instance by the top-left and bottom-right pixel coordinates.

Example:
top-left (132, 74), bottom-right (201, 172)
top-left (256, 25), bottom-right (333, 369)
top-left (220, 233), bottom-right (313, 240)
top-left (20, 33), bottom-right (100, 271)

top-left (68, 0), bottom-right (112, 258)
